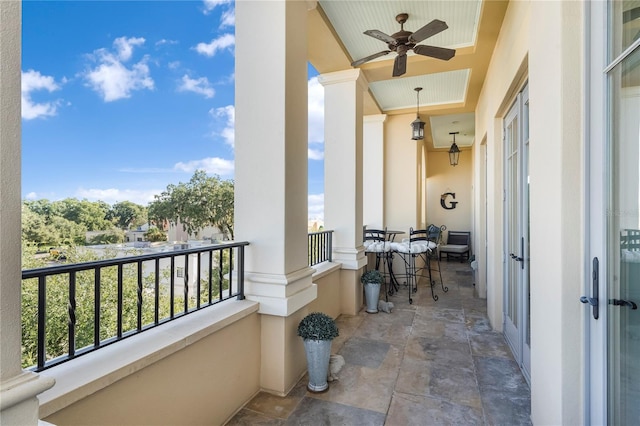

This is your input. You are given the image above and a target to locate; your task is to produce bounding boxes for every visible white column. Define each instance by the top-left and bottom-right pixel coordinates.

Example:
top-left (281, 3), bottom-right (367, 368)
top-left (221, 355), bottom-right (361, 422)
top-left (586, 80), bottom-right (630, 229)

top-left (319, 69), bottom-right (368, 271)
top-left (0, 2), bottom-right (55, 424)
top-left (235, 0), bottom-right (315, 315)
top-left (363, 114), bottom-right (386, 229)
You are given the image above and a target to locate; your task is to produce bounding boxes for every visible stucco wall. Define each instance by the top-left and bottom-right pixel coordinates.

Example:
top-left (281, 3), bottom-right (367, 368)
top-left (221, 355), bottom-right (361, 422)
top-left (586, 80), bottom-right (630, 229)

top-left (43, 312), bottom-right (262, 426)
top-left (474, 0), bottom-right (586, 424)
top-left (384, 114), bottom-right (424, 231)
top-left (474, 0), bottom-right (530, 334)
top-left (426, 150), bottom-right (473, 242)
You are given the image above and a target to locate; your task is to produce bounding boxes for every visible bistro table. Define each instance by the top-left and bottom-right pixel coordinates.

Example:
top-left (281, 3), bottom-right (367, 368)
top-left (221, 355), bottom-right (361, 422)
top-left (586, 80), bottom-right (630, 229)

top-left (383, 230), bottom-right (405, 294)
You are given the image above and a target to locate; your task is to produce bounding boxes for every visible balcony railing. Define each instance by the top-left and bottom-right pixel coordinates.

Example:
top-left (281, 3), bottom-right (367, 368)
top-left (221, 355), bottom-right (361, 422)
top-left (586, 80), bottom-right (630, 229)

top-left (308, 230), bottom-right (333, 266)
top-left (21, 241), bottom-right (249, 372)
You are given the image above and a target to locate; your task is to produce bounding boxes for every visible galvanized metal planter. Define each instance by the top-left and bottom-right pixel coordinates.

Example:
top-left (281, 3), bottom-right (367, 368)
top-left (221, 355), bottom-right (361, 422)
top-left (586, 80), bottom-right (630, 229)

top-left (363, 282), bottom-right (381, 313)
top-left (303, 339), bottom-right (332, 392)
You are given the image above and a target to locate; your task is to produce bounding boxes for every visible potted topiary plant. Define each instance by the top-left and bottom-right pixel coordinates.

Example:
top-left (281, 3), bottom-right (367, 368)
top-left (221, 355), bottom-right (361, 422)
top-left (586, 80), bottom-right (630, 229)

top-left (297, 312), bottom-right (339, 392)
top-left (361, 269), bottom-right (384, 313)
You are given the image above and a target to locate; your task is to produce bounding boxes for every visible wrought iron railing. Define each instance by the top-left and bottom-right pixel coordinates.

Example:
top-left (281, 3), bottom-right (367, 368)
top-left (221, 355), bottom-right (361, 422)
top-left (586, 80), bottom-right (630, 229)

top-left (308, 230), bottom-right (333, 266)
top-left (21, 241), bottom-right (248, 372)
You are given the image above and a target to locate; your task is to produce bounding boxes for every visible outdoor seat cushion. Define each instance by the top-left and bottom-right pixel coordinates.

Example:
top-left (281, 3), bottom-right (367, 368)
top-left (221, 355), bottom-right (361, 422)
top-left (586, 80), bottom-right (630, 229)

top-left (391, 241), bottom-right (436, 254)
top-left (364, 240), bottom-right (391, 252)
top-left (439, 244), bottom-right (468, 254)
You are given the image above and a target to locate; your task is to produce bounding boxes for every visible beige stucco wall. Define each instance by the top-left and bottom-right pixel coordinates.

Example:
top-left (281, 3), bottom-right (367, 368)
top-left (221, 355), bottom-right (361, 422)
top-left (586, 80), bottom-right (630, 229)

top-left (43, 312), bottom-right (261, 426)
top-left (426, 150), bottom-right (473, 241)
top-left (474, 0), bottom-right (530, 333)
top-left (475, 0), bottom-right (586, 424)
top-left (529, 1), bottom-right (585, 424)
top-left (384, 114), bottom-right (424, 231)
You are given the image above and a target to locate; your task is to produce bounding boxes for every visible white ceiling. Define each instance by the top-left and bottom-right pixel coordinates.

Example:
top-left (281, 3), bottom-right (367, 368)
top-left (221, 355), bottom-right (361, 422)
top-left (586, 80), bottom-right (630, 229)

top-left (315, 0), bottom-right (499, 151)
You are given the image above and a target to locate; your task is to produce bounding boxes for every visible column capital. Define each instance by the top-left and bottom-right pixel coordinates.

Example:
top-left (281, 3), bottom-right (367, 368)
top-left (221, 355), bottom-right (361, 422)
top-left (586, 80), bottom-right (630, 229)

top-left (318, 69), bottom-right (368, 90)
top-left (364, 114), bottom-right (387, 124)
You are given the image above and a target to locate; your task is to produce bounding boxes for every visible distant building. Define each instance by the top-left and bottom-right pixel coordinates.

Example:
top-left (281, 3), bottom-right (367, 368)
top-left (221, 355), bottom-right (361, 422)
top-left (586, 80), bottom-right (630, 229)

top-left (308, 219), bottom-right (324, 232)
top-left (167, 221), bottom-right (226, 242)
top-left (125, 224), bottom-right (150, 242)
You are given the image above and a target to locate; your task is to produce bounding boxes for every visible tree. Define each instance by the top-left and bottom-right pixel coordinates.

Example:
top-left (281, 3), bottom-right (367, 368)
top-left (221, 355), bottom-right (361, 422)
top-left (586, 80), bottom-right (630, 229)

top-left (107, 201), bottom-right (148, 230)
top-left (148, 170), bottom-right (234, 239)
top-left (52, 198), bottom-right (111, 231)
top-left (145, 227), bottom-right (167, 242)
top-left (22, 204), bottom-right (87, 247)
top-left (87, 229), bottom-right (126, 245)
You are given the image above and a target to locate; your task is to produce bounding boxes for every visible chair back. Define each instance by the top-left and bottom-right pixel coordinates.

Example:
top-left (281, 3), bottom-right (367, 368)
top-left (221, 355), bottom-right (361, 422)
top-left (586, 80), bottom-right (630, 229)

top-left (426, 224), bottom-right (445, 245)
top-left (364, 228), bottom-right (390, 253)
top-left (364, 228), bottom-right (387, 243)
top-left (409, 227), bottom-right (429, 244)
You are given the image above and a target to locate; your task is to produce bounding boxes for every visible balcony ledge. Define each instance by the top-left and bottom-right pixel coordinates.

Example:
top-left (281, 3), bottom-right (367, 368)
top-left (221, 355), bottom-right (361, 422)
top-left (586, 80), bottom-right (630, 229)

top-left (37, 299), bottom-right (259, 419)
top-left (311, 261), bottom-right (342, 280)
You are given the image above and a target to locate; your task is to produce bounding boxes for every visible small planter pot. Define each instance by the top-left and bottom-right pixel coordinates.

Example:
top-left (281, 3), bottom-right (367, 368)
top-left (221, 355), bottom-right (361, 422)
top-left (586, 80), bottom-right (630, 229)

top-left (303, 339), bottom-right (332, 392)
top-left (363, 282), bottom-right (381, 313)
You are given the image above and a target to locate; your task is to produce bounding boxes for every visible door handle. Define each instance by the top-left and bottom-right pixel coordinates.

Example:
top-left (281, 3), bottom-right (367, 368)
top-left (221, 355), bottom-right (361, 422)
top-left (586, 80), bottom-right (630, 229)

top-left (611, 299), bottom-right (638, 310)
top-left (580, 257), bottom-right (599, 320)
top-left (509, 238), bottom-right (526, 270)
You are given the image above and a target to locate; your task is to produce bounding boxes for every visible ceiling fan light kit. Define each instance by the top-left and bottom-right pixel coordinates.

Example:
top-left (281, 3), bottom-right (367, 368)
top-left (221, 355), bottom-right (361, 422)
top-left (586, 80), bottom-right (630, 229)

top-left (351, 13), bottom-right (456, 77)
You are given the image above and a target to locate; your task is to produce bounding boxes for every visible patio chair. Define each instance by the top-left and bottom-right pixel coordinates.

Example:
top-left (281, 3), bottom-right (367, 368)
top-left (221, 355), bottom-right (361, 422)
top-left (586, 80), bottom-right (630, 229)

top-left (363, 227), bottom-right (392, 301)
top-left (439, 230), bottom-right (471, 262)
top-left (391, 227), bottom-right (439, 302)
top-left (426, 224), bottom-right (448, 294)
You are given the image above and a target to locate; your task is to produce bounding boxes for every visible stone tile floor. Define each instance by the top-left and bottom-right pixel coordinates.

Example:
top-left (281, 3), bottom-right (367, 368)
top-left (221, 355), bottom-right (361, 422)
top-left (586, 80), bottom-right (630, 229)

top-left (226, 260), bottom-right (531, 425)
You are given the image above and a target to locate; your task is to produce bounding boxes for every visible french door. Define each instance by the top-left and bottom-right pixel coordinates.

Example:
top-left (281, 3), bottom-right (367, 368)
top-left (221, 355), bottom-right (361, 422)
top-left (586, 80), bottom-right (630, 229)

top-left (503, 84), bottom-right (530, 382)
top-left (587, 1), bottom-right (640, 423)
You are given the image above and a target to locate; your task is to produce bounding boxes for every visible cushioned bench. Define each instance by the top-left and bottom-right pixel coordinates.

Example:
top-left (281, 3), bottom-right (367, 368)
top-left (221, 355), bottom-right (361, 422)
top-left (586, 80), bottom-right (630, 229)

top-left (439, 231), bottom-right (471, 262)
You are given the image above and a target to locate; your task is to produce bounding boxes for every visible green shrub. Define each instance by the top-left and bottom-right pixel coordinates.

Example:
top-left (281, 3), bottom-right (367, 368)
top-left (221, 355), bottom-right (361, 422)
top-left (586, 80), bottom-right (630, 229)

top-left (297, 312), bottom-right (339, 341)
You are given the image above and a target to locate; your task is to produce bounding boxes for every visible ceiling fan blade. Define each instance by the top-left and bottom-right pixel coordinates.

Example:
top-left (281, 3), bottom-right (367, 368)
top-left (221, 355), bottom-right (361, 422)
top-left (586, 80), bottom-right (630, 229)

top-left (408, 19), bottom-right (448, 44)
top-left (351, 50), bottom-right (392, 67)
top-left (364, 29), bottom-right (397, 45)
top-left (392, 54), bottom-right (407, 77)
top-left (413, 44), bottom-right (456, 61)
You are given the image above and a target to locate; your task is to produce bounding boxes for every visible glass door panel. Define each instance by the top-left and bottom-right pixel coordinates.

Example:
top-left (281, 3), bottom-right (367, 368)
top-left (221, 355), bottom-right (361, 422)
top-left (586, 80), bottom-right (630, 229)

top-left (504, 102), bottom-right (520, 358)
top-left (606, 45), bottom-right (640, 425)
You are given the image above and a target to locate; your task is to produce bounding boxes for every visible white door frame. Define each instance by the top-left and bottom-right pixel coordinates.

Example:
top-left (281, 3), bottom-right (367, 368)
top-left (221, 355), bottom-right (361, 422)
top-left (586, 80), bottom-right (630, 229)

top-left (503, 83), bottom-right (531, 382)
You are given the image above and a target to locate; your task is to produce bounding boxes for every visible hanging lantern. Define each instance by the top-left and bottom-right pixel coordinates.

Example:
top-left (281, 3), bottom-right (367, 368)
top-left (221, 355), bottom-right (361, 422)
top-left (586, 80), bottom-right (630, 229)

top-left (449, 132), bottom-right (460, 166)
top-left (411, 87), bottom-right (425, 140)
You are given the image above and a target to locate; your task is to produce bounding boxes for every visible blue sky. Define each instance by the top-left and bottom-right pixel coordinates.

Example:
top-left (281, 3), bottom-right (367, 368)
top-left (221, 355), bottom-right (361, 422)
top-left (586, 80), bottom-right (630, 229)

top-left (22, 0), bottom-right (325, 221)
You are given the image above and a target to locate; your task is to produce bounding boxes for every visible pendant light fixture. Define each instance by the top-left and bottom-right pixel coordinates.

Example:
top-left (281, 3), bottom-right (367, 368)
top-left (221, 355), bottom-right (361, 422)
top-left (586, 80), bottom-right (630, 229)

top-left (411, 87), bottom-right (425, 140)
top-left (448, 131), bottom-right (460, 166)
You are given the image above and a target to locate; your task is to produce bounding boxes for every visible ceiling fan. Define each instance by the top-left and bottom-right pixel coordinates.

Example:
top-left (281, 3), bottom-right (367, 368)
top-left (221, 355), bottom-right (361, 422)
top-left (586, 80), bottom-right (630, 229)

top-left (351, 13), bottom-right (456, 77)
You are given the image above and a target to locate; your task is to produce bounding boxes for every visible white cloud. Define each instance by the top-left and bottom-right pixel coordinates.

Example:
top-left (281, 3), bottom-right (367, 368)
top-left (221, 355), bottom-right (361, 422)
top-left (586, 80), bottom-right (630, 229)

top-left (25, 192), bottom-right (39, 200)
top-left (168, 61), bottom-right (181, 70)
top-left (308, 193), bottom-right (324, 221)
top-left (308, 76), bottom-right (324, 160)
top-left (173, 157), bottom-right (234, 176)
top-left (83, 37), bottom-right (154, 102)
top-left (113, 36), bottom-right (145, 61)
top-left (156, 39), bottom-right (178, 47)
top-left (308, 149), bottom-right (324, 160)
top-left (220, 8), bottom-right (235, 28)
top-left (21, 69), bottom-right (62, 120)
top-left (194, 34), bottom-right (235, 57)
top-left (203, 0), bottom-right (231, 15)
top-left (76, 188), bottom-right (161, 206)
top-left (178, 75), bottom-right (215, 98)
top-left (210, 105), bottom-right (235, 148)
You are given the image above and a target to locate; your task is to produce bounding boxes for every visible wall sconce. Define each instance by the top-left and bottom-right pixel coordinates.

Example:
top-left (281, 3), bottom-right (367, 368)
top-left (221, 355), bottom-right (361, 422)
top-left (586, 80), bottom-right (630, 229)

top-left (411, 87), bottom-right (425, 140)
top-left (448, 132), bottom-right (460, 166)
